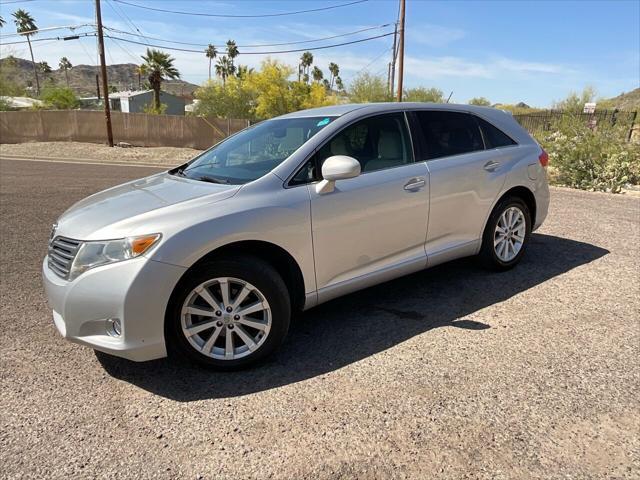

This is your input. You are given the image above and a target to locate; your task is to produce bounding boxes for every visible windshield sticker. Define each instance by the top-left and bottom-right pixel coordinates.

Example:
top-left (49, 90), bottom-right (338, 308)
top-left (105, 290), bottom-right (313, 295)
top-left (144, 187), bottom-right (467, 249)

top-left (316, 118), bottom-right (331, 127)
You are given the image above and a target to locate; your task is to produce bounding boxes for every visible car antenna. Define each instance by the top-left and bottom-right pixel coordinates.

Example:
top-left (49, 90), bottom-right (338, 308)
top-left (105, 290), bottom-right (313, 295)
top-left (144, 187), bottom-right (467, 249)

top-left (446, 91), bottom-right (453, 103)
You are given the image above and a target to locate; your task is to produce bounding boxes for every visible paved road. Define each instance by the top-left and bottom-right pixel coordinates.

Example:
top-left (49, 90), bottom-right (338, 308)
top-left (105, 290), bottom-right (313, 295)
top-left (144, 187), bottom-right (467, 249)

top-left (1, 158), bottom-right (638, 479)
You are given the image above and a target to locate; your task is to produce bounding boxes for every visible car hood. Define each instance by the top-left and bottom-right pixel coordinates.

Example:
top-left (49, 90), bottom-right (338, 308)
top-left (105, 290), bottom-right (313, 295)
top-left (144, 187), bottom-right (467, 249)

top-left (56, 172), bottom-right (240, 240)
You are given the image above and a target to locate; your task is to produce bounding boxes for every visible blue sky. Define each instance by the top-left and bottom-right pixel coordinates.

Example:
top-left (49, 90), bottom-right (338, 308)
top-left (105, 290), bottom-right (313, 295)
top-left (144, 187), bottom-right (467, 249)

top-left (1, 0), bottom-right (638, 106)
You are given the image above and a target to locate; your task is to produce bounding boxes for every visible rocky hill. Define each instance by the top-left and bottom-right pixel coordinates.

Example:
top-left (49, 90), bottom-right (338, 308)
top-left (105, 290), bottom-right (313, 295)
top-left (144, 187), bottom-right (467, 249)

top-left (602, 88), bottom-right (640, 111)
top-left (0, 56), bottom-right (198, 98)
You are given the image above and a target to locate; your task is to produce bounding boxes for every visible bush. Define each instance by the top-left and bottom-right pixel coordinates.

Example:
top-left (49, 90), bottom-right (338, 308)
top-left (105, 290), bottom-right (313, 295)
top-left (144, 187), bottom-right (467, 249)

top-left (541, 114), bottom-right (640, 193)
top-left (143, 102), bottom-right (168, 115)
top-left (40, 86), bottom-right (79, 110)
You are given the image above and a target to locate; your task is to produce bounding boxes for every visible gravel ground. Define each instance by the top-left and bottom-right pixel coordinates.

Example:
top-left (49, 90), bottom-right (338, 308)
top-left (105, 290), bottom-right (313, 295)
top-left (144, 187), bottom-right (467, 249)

top-left (0, 141), bottom-right (202, 166)
top-left (1, 158), bottom-right (638, 479)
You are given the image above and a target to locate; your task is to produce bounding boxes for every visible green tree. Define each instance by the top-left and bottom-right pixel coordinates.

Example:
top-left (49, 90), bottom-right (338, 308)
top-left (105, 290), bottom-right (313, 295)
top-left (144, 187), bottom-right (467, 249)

top-left (226, 40), bottom-right (239, 69)
top-left (12, 9), bottom-right (39, 95)
top-left (40, 85), bottom-right (79, 109)
top-left (468, 96), bottom-right (491, 106)
top-left (59, 57), bottom-right (72, 87)
top-left (141, 48), bottom-right (180, 110)
top-left (335, 76), bottom-right (344, 93)
top-left (0, 15), bottom-right (6, 28)
top-left (194, 77), bottom-right (256, 119)
top-left (312, 66), bottom-right (323, 84)
top-left (553, 86), bottom-right (597, 112)
top-left (404, 87), bottom-right (444, 103)
top-left (328, 62), bottom-right (339, 90)
top-left (39, 61), bottom-right (52, 76)
top-left (0, 56), bottom-right (25, 97)
top-left (205, 44), bottom-right (217, 80)
top-left (348, 72), bottom-right (391, 103)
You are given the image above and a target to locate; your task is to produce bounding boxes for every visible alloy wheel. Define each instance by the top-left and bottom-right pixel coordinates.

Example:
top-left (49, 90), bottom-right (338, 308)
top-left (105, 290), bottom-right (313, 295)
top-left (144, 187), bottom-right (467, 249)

top-left (180, 277), bottom-right (272, 360)
top-left (494, 206), bottom-right (526, 262)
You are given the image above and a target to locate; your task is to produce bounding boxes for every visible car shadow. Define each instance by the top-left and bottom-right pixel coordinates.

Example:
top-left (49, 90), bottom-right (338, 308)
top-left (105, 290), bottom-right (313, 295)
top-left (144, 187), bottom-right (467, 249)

top-left (97, 233), bottom-right (609, 401)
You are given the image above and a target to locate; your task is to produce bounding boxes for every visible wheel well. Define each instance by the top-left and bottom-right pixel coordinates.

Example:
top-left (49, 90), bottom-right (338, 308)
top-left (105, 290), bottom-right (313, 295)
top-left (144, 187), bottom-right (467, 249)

top-left (187, 240), bottom-right (306, 312)
top-left (498, 186), bottom-right (536, 224)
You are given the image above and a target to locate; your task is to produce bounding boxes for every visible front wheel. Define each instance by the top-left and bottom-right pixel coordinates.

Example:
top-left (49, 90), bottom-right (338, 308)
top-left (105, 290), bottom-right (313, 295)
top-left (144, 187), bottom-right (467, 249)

top-left (479, 197), bottom-right (532, 270)
top-left (166, 257), bottom-right (291, 370)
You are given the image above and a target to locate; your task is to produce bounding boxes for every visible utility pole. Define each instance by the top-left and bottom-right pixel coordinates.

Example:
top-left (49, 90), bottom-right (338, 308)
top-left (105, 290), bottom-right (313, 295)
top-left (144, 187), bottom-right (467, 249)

top-left (390, 22), bottom-right (398, 97)
top-left (396, 0), bottom-right (405, 102)
top-left (95, 0), bottom-right (113, 147)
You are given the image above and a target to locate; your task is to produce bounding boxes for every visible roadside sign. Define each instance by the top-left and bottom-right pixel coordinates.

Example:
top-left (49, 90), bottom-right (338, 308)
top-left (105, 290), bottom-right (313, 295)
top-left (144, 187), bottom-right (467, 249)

top-left (583, 102), bottom-right (597, 114)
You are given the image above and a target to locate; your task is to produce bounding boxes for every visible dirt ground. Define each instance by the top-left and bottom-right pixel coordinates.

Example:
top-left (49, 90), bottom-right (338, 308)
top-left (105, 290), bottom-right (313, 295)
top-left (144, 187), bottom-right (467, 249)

top-left (0, 158), bottom-right (639, 479)
top-left (0, 141), bottom-right (202, 166)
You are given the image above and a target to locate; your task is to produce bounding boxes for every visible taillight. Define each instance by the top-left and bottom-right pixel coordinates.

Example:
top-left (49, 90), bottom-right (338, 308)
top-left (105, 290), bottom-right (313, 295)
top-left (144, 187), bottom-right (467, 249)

top-left (539, 149), bottom-right (549, 167)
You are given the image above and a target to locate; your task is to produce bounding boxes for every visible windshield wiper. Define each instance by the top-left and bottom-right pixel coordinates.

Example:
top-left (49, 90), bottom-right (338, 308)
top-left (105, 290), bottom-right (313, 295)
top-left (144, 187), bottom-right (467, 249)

top-left (195, 175), bottom-right (230, 184)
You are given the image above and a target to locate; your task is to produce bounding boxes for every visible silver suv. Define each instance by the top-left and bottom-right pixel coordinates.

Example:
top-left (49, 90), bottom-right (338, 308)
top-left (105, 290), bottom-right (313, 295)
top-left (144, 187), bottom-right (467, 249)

top-left (43, 103), bottom-right (550, 369)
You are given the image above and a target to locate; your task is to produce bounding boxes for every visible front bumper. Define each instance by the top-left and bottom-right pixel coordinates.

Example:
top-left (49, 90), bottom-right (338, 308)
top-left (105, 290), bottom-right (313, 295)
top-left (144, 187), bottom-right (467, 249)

top-left (42, 255), bottom-right (186, 362)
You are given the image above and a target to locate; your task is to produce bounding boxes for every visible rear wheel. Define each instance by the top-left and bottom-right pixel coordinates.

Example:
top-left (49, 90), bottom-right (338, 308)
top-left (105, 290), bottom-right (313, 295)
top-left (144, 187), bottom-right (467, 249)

top-left (479, 196), bottom-right (531, 270)
top-left (167, 257), bottom-right (291, 370)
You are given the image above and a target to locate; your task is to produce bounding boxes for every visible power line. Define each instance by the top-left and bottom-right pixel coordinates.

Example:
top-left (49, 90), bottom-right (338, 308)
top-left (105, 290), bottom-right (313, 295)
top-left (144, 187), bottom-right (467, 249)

top-left (0, 32), bottom-right (97, 45)
top-left (105, 0), bottom-right (152, 45)
top-left (0, 0), bottom-right (37, 4)
top-left (113, 0), bottom-right (368, 18)
top-left (0, 23), bottom-right (95, 38)
top-left (103, 31), bottom-right (395, 55)
top-left (102, 23), bottom-right (393, 49)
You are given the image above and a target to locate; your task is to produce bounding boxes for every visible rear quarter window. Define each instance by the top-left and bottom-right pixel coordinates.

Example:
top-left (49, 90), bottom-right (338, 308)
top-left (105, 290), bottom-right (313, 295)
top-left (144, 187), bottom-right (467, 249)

top-left (476, 117), bottom-right (517, 148)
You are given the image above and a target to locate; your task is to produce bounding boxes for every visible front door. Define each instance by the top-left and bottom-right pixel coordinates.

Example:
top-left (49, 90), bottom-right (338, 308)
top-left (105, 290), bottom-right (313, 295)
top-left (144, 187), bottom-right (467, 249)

top-left (307, 112), bottom-right (430, 301)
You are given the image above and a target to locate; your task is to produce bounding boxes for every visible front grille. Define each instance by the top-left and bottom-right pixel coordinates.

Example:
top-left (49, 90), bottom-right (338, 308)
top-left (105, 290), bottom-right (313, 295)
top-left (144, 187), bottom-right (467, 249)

top-left (48, 236), bottom-right (82, 279)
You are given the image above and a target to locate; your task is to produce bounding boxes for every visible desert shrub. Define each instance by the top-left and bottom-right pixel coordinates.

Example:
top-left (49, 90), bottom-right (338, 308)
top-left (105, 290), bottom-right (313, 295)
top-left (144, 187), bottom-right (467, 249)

top-left (40, 86), bottom-right (79, 110)
top-left (143, 102), bottom-right (168, 114)
top-left (541, 114), bottom-right (640, 192)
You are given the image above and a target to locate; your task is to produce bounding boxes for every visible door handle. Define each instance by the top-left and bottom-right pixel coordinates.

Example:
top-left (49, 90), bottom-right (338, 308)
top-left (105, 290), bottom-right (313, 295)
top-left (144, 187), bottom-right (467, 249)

top-left (404, 178), bottom-right (426, 190)
top-left (483, 160), bottom-right (500, 172)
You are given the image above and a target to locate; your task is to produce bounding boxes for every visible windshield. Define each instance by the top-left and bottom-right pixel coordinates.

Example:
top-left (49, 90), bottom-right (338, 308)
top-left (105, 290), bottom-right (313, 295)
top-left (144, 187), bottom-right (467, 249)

top-left (174, 116), bottom-right (336, 184)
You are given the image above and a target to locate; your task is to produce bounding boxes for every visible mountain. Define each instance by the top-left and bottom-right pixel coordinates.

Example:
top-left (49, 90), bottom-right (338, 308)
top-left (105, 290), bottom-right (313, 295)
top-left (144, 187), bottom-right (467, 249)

top-left (600, 88), bottom-right (640, 111)
top-left (0, 56), bottom-right (199, 99)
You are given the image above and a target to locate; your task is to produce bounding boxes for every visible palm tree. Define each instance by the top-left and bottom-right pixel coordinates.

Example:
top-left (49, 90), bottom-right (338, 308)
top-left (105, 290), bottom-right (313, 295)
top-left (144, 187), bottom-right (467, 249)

top-left (226, 40), bottom-right (239, 69)
top-left (141, 48), bottom-right (180, 110)
top-left (236, 65), bottom-right (253, 79)
top-left (204, 44), bottom-right (217, 80)
top-left (12, 9), bottom-right (39, 95)
top-left (300, 51), bottom-right (313, 84)
top-left (135, 64), bottom-right (147, 89)
top-left (312, 66), bottom-right (323, 84)
top-left (0, 15), bottom-right (6, 28)
top-left (335, 76), bottom-right (344, 93)
top-left (328, 62), bottom-right (340, 90)
top-left (59, 57), bottom-right (72, 87)
top-left (215, 56), bottom-right (234, 86)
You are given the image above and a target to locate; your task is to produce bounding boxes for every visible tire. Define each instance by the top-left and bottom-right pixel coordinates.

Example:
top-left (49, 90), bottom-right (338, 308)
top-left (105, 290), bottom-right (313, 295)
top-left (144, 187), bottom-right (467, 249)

top-left (166, 256), bottom-right (291, 370)
top-left (479, 196), bottom-right (532, 271)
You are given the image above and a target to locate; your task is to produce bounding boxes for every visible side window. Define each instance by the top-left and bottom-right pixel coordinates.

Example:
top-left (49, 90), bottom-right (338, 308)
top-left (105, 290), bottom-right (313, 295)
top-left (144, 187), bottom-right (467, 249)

top-left (316, 113), bottom-right (414, 174)
top-left (416, 111), bottom-right (483, 160)
top-left (476, 117), bottom-right (517, 148)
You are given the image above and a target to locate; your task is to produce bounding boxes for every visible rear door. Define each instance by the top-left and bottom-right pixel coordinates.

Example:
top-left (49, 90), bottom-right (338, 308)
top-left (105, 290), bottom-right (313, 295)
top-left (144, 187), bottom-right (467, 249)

top-left (413, 110), bottom-right (509, 261)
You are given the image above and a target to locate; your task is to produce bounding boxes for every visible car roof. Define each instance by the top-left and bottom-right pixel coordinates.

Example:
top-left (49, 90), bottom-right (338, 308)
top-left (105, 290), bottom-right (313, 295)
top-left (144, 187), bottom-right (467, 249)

top-left (276, 102), bottom-right (512, 119)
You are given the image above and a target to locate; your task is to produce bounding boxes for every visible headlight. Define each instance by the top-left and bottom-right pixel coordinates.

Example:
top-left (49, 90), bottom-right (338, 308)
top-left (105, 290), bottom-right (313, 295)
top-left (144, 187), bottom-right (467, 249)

top-left (68, 233), bottom-right (161, 280)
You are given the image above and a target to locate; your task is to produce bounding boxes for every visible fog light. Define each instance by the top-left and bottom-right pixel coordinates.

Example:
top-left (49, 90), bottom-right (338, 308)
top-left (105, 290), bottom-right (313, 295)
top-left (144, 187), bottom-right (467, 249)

top-left (106, 318), bottom-right (122, 337)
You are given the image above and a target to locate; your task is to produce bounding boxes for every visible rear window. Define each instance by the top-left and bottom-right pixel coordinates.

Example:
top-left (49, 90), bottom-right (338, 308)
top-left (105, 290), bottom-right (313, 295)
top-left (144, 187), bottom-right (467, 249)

top-left (415, 111), bottom-right (483, 160)
top-left (477, 117), bottom-right (517, 148)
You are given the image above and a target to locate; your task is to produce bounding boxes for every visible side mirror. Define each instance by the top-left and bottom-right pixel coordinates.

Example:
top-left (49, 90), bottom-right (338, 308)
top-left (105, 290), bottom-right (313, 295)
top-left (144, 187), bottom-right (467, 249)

top-left (316, 155), bottom-right (361, 194)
